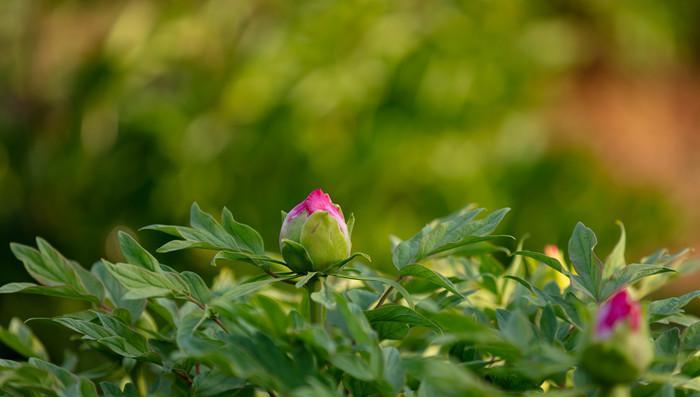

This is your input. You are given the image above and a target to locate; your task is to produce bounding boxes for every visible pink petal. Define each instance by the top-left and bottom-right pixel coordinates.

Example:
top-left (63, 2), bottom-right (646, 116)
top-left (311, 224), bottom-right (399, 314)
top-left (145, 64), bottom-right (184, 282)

top-left (596, 289), bottom-right (641, 338)
top-left (288, 189), bottom-right (345, 224)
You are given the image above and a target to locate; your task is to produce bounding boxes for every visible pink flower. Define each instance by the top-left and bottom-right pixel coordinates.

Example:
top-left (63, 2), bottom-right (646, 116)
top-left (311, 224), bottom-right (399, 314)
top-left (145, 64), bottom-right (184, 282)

top-left (595, 289), bottom-right (641, 339)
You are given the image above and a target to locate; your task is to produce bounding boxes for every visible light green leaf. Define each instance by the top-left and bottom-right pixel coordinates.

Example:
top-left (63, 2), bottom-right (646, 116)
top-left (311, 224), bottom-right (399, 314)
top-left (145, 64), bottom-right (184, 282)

top-left (513, 250), bottom-right (565, 273)
top-left (392, 207), bottom-right (510, 270)
top-left (0, 318), bottom-right (48, 360)
top-left (103, 261), bottom-right (189, 300)
top-left (221, 207), bottom-right (265, 255)
top-left (0, 282), bottom-right (100, 304)
top-left (650, 290), bottom-right (700, 322)
top-left (604, 221), bottom-right (626, 278)
top-left (10, 239), bottom-right (104, 302)
top-left (144, 203), bottom-right (264, 256)
top-left (181, 271), bottom-right (211, 304)
top-left (600, 263), bottom-right (675, 300)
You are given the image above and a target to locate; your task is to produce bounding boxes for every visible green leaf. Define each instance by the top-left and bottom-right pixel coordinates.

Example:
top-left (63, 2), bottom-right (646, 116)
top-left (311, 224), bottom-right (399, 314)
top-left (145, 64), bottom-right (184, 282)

top-left (649, 290), bottom-right (700, 322)
top-left (50, 313), bottom-right (148, 358)
top-left (540, 305), bottom-right (557, 343)
top-left (403, 356), bottom-right (502, 397)
top-left (280, 238), bottom-right (315, 273)
top-left (654, 327), bottom-right (680, 371)
top-left (91, 262), bottom-right (145, 323)
top-left (604, 221), bottom-right (626, 278)
top-left (211, 275), bottom-right (296, 312)
top-left (0, 282), bottom-right (100, 304)
top-left (143, 203), bottom-right (264, 256)
top-left (324, 252), bottom-right (371, 274)
top-left (392, 207), bottom-right (510, 270)
top-left (365, 304), bottom-right (440, 340)
top-left (181, 271), bottom-right (212, 304)
top-left (682, 321), bottom-right (700, 351)
top-left (497, 310), bottom-right (534, 352)
top-left (346, 213), bottom-right (356, 237)
top-left (100, 382), bottom-right (139, 397)
top-left (310, 279), bottom-right (337, 310)
top-left (329, 353), bottom-right (376, 381)
top-left (191, 370), bottom-right (247, 396)
top-left (29, 358), bottom-right (99, 397)
top-left (294, 272), bottom-right (318, 288)
top-left (513, 250), bottom-right (566, 273)
top-left (210, 250), bottom-right (286, 274)
top-left (103, 261), bottom-right (189, 300)
top-left (600, 263), bottom-right (675, 300)
top-left (221, 207), bottom-right (265, 255)
top-left (567, 222), bottom-right (603, 301)
top-left (335, 294), bottom-right (383, 378)
top-left (399, 264), bottom-right (463, 297)
top-left (118, 231), bottom-right (160, 272)
top-left (0, 318), bottom-right (48, 360)
top-left (10, 239), bottom-right (104, 302)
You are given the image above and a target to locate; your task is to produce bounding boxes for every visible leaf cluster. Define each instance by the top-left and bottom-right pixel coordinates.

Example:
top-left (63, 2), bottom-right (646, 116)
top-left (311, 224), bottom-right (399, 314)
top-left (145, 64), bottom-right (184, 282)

top-left (1, 204), bottom-right (698, 396)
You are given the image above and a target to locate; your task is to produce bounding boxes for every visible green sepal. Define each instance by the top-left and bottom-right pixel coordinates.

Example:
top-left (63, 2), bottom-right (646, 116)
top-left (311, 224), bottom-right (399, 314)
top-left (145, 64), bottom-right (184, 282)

top-left (300, 211), bottom-right (351, 272)
top-left (280, 239), bottom-right (315, 273)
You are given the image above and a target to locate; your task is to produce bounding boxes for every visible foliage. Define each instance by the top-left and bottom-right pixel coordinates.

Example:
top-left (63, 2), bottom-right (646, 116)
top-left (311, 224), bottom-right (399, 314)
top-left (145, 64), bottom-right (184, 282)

top-left (1, 201), bottom-right (698, 396)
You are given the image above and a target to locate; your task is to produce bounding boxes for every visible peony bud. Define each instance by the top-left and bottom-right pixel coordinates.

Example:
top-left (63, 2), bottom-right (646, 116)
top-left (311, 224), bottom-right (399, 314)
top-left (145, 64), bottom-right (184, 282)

top-left (581, 289), bottom-right (652, 385)
top-left (595, 289), bottom-right (641, 339)
top-left (280, 189), bottom-right (351, 273)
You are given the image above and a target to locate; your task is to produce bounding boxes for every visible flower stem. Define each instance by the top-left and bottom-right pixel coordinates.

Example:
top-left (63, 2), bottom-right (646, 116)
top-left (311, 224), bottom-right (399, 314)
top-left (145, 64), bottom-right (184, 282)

top-left (305, 277), bottom-right (324, 325)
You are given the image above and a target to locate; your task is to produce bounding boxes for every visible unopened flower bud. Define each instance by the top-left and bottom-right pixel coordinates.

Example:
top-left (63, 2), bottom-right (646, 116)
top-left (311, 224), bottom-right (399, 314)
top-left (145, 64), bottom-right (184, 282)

top-left (581, 289), bottom-right (652, 385)
top-left (280, 189), bottom-right (351, 272)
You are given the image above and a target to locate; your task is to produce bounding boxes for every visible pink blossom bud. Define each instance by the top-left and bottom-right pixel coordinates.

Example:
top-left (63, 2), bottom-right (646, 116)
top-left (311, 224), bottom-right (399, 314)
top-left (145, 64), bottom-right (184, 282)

top-left (581, 288), bottom-right (652, 385)
top-left (595, 289), bottom-right (641, 339)
top-left (280, 189), bottom-right (351, 272)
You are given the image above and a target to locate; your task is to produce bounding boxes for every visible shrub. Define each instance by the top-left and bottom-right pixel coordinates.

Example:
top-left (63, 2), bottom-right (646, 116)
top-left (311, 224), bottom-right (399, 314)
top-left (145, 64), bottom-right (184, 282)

top-left (0, 190), bottom-right (698, 397)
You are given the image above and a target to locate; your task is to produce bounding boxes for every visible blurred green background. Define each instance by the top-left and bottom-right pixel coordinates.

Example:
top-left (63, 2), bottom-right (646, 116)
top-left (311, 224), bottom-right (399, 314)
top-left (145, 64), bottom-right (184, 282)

top-left (2, 0), bottom-right (700, 359)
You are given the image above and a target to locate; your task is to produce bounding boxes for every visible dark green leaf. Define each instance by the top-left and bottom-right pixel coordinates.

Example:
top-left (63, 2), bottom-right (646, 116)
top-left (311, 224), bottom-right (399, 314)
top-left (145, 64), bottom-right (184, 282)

top-left (101, 382), bottom-right (139, 397)
top-left (681, 321), bottom-right (700, 351)
top-left (280, 239), bottom-right (315, 273)
top-left (567, 222), bottom-right (603, 301)
top-left (118, 231), bottom-right (160, 272)
top-left (365, 303), bottom-right (440, 339)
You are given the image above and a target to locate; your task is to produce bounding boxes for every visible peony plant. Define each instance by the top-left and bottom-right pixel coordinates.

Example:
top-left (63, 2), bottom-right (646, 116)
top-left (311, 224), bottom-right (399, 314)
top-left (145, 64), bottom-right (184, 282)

top-left (0, 190), bottom-right (698, 397)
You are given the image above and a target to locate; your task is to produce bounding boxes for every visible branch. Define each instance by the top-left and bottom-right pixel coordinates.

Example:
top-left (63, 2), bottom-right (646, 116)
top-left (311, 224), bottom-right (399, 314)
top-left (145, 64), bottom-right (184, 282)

top-left (186, 296), bottom-right (230, 334)
top-left (372, 275), bottom-right (405, 309)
